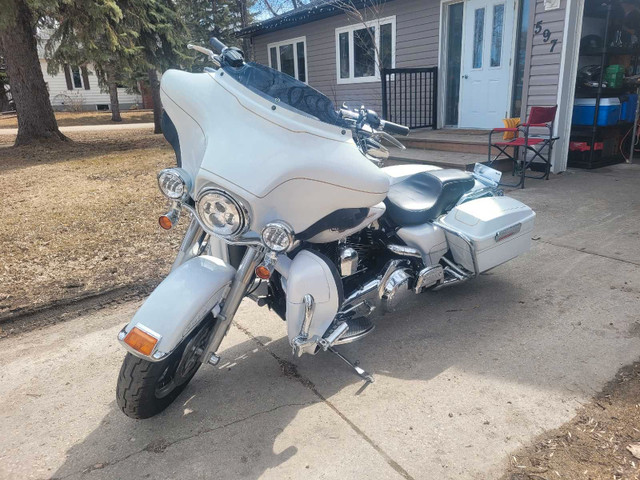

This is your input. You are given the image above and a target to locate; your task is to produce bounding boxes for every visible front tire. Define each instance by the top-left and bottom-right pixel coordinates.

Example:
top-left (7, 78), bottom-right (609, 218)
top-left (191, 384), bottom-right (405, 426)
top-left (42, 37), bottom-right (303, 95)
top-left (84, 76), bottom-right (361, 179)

top-left (116, 316), bottom-right (213, 419)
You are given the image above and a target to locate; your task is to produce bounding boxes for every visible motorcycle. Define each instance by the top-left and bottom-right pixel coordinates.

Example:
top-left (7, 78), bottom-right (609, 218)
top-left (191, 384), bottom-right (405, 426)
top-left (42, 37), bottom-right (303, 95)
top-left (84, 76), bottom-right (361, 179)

top-left (116, 38), bottom-right (536, 419)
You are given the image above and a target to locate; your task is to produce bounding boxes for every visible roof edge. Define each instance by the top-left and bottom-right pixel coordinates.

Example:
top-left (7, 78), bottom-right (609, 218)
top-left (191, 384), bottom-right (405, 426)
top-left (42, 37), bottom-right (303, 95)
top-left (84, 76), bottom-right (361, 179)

top-left (237, 0), bottom-right (394, 37)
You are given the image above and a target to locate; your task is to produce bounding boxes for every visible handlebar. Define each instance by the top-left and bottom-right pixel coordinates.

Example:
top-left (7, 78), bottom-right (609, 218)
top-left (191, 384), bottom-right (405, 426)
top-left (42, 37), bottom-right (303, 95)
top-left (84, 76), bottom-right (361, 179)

top-left (209, 37), bottom-right (227, 54)
top-left (339, 108), bottom-right (409, 136)
top-left (380, 119), bottom-right (410, 136)
top-left (188, 44), bottom-right (215, 58)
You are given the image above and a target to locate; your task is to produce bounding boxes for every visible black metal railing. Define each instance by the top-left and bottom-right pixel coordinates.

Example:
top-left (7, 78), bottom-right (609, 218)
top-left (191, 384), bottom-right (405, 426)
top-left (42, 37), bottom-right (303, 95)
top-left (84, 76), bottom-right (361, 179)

top-left (381, 67), bottom-right (438, 130)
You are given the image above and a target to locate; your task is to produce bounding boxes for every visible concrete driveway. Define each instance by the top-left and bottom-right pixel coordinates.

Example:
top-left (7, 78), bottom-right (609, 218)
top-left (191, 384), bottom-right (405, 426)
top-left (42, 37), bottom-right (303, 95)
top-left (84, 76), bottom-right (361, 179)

top-left (1, 164), bottom-right (639, 480)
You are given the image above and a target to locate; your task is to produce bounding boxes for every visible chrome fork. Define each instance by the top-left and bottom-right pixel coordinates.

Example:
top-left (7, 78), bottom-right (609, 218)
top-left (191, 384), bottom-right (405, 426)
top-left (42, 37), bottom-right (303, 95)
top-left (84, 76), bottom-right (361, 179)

top-left (200, 246), bottom-right (265, 365)
top-left (171, 216), bottom-right (207, 271)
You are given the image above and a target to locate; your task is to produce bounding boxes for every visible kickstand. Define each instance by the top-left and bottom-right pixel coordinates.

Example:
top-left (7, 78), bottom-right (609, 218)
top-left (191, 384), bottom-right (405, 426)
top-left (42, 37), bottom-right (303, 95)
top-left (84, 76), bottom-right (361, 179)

top-left (328, 346), bottom-right (374, 383)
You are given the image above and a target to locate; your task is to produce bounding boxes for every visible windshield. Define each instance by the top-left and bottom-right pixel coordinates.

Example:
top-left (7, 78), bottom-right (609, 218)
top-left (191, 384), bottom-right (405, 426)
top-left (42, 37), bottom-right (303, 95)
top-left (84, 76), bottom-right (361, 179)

top-left (222, 62), bottom-right (348, 128)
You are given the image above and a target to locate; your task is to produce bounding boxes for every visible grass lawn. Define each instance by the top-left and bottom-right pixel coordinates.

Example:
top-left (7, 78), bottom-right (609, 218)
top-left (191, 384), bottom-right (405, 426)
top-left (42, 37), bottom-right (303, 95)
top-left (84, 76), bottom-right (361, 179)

top-left (0, 110), bottom-right (154, 128)
top-left (0, 130), bottom-right (185, 317)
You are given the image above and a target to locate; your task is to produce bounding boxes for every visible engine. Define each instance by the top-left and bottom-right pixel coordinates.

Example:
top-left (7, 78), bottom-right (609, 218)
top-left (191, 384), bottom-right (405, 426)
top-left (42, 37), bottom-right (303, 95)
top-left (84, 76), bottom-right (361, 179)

top-left (312, 226), bottom-right (419, 316)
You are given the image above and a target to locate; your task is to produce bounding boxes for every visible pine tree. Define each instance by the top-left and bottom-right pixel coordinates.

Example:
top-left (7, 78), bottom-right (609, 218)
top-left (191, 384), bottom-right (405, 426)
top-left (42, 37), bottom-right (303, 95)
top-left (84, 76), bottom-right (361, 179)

top-left (178, 0), bottom-right (254, 66)
top-left (0, 0), bottom-right (66, 145)
top-left (126, 0), bottom-right (189, 133)
top-left (47, 0), bottom-right (142, 122)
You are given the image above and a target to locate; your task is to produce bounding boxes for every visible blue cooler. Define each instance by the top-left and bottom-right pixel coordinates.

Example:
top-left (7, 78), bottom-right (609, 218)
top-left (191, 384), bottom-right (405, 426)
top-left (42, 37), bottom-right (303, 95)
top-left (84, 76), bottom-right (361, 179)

top-left (620, 94), bottom-right (638, 123)
top-left (572, 98), bottom-right (621, 126)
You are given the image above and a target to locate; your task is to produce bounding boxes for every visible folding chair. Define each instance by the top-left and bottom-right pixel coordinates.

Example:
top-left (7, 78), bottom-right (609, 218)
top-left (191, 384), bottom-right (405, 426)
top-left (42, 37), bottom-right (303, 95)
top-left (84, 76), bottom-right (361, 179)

top-left (487, 106), bottom-right (559, 188)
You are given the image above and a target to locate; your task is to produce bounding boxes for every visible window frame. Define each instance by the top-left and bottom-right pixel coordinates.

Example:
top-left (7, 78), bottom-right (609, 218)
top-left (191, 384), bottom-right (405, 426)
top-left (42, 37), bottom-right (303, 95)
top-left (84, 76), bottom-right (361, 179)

top-left (267, 36), bottom-right (309, 84)
top-left (335, 15), bottom-right (396, 85)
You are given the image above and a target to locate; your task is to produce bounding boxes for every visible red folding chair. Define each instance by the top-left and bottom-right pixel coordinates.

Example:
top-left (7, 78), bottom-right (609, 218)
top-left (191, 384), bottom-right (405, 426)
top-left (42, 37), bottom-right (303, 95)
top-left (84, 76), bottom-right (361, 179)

top-left (487, 106), bottom-right (559, 188)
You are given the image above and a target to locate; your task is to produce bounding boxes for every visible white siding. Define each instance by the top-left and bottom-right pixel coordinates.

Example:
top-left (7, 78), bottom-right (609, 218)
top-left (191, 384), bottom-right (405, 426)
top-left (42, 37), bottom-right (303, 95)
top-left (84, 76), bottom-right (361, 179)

top-left (40, 59), bottom-right (141, 111)
top-left (251, 0), bottom-right (440, 115)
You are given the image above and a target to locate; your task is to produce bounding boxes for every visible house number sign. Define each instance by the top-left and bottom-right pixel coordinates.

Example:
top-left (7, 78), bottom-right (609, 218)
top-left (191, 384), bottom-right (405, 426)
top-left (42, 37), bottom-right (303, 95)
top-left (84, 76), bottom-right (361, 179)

top-left (534, 20), bottom-right (558, 53)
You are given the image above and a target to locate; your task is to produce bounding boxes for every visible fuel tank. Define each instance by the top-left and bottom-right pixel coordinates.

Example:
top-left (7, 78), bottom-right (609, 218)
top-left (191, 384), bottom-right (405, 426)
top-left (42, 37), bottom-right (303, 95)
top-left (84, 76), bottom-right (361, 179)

top-left (160, 69), bottom-right (390, 235)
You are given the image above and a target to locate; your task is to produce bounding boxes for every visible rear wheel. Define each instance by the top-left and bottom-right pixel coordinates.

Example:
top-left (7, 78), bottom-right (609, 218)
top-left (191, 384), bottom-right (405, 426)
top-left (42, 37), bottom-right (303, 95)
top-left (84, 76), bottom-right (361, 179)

top-left (116, 316), bottom-right (213, 419)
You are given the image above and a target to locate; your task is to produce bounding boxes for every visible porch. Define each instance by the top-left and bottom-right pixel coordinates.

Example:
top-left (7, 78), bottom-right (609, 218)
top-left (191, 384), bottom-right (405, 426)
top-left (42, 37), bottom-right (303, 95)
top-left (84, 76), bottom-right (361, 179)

top-left (387, 128), bottom-right (515, 172)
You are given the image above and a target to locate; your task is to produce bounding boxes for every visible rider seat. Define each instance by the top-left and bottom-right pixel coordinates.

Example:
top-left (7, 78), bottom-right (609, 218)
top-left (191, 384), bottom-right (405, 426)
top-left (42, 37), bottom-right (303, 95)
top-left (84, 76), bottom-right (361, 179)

top-left (384, 169), bottom-right (475, 226)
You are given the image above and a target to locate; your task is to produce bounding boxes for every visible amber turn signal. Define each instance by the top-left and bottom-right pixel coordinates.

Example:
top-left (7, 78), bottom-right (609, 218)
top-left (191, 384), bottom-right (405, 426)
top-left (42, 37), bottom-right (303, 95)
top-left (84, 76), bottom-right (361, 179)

top-left (255, 265), bottom-right (272, 280)
top-left (123, 326), bottom-right (158, 356)
top-left (158, 215), bottom-right (173, 230)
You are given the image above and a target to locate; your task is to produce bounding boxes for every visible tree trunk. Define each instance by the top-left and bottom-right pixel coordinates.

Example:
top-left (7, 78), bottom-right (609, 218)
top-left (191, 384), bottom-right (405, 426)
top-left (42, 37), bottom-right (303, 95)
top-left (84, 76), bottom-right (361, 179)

top-left (237, 0), bottom-right (251, 60)
top-left (147, 69), bottom-right (162, 134)
top-left (0, 0), bottom-right (66, 145)
top-left (106, 65), bottom-right (122, 122)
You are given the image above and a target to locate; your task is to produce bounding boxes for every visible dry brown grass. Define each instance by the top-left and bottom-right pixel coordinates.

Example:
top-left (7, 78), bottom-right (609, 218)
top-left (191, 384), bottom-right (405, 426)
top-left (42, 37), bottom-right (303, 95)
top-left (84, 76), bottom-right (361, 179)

top-left (0, 129), bottom-right (185, 317)
top-left (0, 110), bottom-right (153, 128)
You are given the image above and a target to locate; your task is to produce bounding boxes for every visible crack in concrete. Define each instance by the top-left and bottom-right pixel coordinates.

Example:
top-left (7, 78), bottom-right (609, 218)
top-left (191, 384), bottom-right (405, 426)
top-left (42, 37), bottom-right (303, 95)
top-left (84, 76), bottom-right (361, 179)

top-left (540, 240), bottom-right (640, 267)
top-left (51, 401), bottom-right (317, 480)
top-left (233, 322), bottom-right (416, 480)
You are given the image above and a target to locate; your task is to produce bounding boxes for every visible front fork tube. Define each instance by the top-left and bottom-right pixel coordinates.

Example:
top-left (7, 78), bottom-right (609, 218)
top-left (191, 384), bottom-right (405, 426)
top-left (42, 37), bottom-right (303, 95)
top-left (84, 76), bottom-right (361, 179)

top-left (200, 245), bottom-right (265, 365)
top-left (171, 217), bottom-right (208, 272)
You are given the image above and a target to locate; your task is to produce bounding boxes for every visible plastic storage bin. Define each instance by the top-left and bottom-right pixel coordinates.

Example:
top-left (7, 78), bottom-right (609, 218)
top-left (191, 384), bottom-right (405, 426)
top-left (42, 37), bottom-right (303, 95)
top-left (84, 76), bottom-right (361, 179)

top-left (572, 98), bottom-right (621, 126)
top-left (620, 94), bottom-right (638, 122)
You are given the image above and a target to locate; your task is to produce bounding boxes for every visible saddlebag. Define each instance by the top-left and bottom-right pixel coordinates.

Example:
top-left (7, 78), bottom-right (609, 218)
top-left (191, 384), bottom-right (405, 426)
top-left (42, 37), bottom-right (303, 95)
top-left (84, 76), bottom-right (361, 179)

top-left (438, 196), bottom-right (536, 273)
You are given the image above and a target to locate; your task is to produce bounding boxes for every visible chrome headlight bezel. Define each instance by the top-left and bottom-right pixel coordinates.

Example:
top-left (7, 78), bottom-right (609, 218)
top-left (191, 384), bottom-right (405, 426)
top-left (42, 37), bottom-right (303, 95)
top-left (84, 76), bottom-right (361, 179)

top-left (195, 188), bottom-right (250, 239)
top-left (261, 221), bottom-right (295, 252)
top-left (157, 168), bottom-right (192, 200)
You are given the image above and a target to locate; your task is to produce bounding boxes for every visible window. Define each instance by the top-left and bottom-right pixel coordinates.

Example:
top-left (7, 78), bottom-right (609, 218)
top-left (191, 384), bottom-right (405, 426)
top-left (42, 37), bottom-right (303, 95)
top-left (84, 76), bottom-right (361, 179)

top-left (473, 8), bottom-right (485, 69)
top-left (64, 65), bottom-right (90, 90)
top-left (490, 4), bottom-right (505, 67)
top-left (71, 66), bottom-right (83, 89)
top-left (267, 37), bottom-right (308, 83)
top-left (335, 16), bottom-right (396, 84)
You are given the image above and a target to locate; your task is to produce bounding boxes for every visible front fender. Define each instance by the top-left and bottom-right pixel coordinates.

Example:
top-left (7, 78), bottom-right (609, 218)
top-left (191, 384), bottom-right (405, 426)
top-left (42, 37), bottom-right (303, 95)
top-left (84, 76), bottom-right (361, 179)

top-left (118, 256), bottom-right (236, 361)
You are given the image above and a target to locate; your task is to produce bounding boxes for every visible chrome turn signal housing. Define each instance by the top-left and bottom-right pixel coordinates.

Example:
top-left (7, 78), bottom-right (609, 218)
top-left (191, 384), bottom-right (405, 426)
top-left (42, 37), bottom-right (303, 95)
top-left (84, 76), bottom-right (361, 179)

top-left (261, 221), bottom-right (294, 252)
top-left (157, 168), bottom-right (192, 200)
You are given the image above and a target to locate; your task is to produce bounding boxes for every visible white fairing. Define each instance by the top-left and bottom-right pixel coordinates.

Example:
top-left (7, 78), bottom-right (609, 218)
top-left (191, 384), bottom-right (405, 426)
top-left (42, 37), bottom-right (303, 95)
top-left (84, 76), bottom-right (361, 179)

top-left (121, 256), bottom-right (236, 361)
top-left (440, 196), bottom-right (536, 273)
top-left (285, 250), bottom-right (341, 349)
top-left (160, 69), bottom-right (389, 235)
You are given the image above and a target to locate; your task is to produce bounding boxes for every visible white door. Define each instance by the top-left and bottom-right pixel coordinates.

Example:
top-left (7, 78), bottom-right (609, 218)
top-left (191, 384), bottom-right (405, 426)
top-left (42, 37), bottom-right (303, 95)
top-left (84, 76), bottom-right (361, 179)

top-left (458, 0), bottom-right (515, 128)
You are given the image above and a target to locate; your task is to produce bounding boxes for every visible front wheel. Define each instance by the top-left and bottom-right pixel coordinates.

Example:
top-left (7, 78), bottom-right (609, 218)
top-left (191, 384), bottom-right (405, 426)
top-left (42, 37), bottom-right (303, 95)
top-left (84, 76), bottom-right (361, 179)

top-left (116, 316), bottom-right (213, 419)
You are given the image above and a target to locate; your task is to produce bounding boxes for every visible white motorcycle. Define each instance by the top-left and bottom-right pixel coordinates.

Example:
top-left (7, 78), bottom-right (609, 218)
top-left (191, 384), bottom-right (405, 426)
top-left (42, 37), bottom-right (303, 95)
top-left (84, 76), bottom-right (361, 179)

top-left (116, 39), bottom-right (536, 419)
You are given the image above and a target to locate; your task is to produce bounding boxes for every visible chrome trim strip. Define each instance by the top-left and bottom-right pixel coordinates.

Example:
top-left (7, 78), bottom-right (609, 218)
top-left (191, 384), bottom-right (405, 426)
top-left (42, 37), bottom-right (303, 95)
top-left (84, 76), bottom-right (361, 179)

top-left (387, 244), bottom-right (422, 258)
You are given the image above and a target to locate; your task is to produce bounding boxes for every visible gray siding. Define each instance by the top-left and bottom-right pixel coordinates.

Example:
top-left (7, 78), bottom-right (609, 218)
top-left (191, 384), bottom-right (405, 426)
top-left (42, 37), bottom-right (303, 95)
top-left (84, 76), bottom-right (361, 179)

top-left (520, 0), bottom-right (567, 117)
top-left (250, 0), bottom-right (440, 114)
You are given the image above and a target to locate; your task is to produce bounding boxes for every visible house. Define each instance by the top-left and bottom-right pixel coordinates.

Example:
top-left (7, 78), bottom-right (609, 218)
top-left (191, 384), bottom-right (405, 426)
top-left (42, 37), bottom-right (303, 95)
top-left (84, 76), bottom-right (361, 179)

top-left (36, 33), bottom-right (142, 112)
top-left (239, 0), bottom-right (634, 172)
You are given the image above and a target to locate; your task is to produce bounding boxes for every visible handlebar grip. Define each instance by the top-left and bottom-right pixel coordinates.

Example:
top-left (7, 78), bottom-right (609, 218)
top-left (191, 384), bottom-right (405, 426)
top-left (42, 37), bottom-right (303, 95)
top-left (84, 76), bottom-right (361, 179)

top-left (209, 37), bottom-right (227, 54)
top-left (381, 120), bottom-right (410, 136)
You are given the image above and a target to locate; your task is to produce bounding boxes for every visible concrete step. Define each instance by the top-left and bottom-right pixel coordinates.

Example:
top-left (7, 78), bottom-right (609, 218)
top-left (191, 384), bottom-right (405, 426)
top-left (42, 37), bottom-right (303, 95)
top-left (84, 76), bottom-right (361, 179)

top-left (387, 147), bottom-right (513, 172)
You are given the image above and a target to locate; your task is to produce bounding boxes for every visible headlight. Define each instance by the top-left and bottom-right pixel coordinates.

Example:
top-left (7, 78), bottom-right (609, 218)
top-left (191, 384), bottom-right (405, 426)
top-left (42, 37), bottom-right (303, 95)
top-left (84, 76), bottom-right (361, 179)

top-left (261, 222), bottom-right (294, 252)
top-left (196, 189), bottom-right (248, 238)
top-left (157, 168), bottom-right (192, 200)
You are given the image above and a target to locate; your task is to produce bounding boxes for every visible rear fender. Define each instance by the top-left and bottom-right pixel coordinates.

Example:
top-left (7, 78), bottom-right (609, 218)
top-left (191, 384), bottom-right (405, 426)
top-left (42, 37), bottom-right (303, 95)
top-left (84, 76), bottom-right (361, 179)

top-left (118, 256), bottom-right (236, 361)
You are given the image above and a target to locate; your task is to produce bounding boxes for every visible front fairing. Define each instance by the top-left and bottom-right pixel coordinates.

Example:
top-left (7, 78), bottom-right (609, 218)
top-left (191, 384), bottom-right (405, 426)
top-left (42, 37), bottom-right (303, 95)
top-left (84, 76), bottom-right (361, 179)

top-left (159, 66), bottom-right (389, 236)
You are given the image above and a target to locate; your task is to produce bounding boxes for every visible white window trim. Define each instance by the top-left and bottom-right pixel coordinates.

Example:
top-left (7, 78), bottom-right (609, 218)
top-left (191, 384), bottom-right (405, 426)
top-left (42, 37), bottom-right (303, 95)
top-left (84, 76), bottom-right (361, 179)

top-left (267, 36), bottom-right (309, 83)
top-left (335, 15), bottom-right (396, 85)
